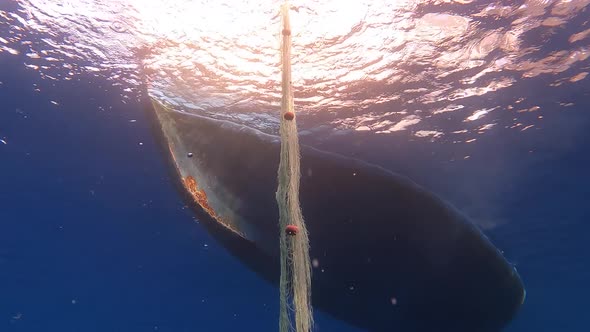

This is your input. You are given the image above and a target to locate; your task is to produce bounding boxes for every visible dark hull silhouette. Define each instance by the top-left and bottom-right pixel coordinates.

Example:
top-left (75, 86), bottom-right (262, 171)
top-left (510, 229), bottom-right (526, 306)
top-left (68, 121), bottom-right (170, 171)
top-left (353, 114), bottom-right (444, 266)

top-left (148, 99), bottom-right (525, 332)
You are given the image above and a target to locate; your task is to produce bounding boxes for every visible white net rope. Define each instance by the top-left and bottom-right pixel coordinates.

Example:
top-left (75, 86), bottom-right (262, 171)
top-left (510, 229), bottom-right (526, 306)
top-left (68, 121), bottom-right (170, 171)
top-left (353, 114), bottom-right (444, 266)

top-left (276, 3), bottom-right (313, 332)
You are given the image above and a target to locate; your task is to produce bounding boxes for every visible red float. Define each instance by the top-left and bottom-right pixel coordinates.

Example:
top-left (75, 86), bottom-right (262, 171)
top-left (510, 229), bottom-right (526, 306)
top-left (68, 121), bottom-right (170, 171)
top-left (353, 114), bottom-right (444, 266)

top-left (285, 224), bottom-right (299, 236)
top-left (284, 111), bottom-right (295, 121)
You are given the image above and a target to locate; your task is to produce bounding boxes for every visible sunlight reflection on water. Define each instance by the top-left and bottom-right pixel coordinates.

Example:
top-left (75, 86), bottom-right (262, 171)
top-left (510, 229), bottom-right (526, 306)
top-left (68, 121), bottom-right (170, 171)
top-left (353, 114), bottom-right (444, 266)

top-left (1, 0), bottom-right (588, 138)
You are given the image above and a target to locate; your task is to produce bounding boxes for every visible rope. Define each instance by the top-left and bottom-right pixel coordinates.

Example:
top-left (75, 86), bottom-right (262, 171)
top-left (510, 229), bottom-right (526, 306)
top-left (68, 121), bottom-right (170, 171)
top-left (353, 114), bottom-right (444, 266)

top-left (276, 2), bottom-right (313, 332)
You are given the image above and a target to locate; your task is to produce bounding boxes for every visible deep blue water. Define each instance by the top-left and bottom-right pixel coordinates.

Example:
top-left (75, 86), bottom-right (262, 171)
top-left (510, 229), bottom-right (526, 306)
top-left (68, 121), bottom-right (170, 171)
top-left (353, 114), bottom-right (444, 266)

top-left (2, 12), bottom-right (590, 332)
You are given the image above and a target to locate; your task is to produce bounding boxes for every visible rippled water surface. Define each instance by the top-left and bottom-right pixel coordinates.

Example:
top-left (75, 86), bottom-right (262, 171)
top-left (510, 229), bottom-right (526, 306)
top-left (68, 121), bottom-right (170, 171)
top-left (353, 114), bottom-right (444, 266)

top-left (2, 0), bottom-right (589, 132)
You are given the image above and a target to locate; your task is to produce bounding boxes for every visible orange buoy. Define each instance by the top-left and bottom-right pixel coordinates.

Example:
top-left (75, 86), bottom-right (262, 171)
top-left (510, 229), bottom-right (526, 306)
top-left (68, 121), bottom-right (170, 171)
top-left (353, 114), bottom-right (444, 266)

top-left (284, 111), bottom-right (295, 121)
top-left (285, 224), bottom-right (299, 236)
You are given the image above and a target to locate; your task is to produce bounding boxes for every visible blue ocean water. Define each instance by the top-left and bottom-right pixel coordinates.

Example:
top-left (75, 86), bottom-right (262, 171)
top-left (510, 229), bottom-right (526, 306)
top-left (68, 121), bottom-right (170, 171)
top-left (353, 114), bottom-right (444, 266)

top-left (1, 0), bottom-right (590, 331)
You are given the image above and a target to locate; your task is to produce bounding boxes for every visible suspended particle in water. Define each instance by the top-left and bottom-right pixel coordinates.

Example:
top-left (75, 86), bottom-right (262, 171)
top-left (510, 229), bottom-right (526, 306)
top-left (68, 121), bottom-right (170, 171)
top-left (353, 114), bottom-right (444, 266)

top-left (312, 258), bottom-right (319, 268)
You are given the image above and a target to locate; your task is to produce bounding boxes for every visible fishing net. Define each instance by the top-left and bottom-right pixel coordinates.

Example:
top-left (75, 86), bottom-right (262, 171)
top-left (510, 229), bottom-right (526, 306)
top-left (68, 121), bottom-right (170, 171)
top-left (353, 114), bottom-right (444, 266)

top-left (276, 3), bottom-right (313, 332)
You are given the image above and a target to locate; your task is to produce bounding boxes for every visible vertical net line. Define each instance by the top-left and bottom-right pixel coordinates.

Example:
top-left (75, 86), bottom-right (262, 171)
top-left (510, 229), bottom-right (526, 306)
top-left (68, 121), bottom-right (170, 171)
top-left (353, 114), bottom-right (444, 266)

top-left (276, 2), bottom-right (313, 332)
